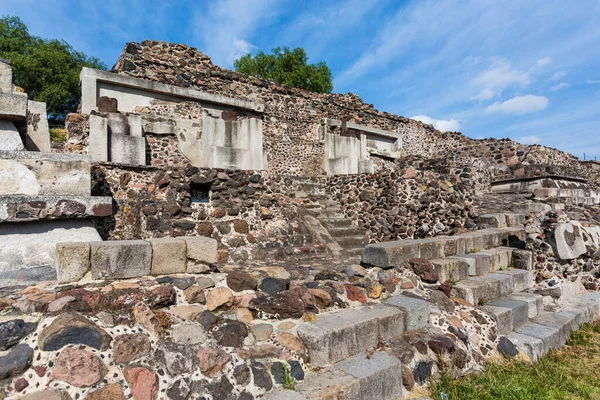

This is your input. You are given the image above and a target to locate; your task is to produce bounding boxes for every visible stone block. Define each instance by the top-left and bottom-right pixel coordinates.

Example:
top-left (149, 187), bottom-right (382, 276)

top-left (385, 295), bottom-right (430, 331)
top-left (430, 258), bottom-right (469, 283)
top-left (476, 273), bottom-right (513, 298)
top-left (98, 96), bottom-right (118, 113)
top-left (577, 292), bottom-right (600, 318)
top-left (362, 241), bottom-right (419, 268)
top-left (434, 236), bottom-right (464, 257)
top-left (311, 314), bottom-right (357, 363)
top-left (452, 279), bottom-right (494, 306)
top-left (506, 332), bottom-right (545, 361)
top-left (461, 253), bottom-right (492, 276)
top-left (55, 242), bottom-right (90, 284)
top-left (481, 305), bottom-right (513, 334)
top-left (461, 231), bottom-right (487, 254)
top-left (497, 268), bottom-right (533, 292)
top-left (416, 239), bottom-right (445, 260)
top-left (479, 247), bottom-right (513, 272)
top-left (553, 222), bottom-right (586, 260)
top-left (90, 240), bottom-right (152, 280)
top-left (479, 213), bottom-right (507, 228)
top-left (264, 390), bottom-right (307, 400)
top-left (110, 134), bottom-right (146, 166)
top-left (370, 304), bottom-right (405, 342)
top-left (512, 249), bottom-right (533, 270)
top-left (488, 298), bottom-right (529, 328)
top-left (146, 238), bottom-right (186, 275)
top-left (180, 236), bottom-right (218, 273)
top-left (89, 115), bottom-right (108, 162)
top-left (334, 352), bottom-right (403, 400)
top-left (297, 367), bottom-right (360, 400)
top-left (507, 292), bottom-right (543, 318)
top-left (531, 312), bottom-right (575, 348)
top-left (25, 100), bottom-right (51, 152)
top-left (0, 60), bottom-right (11, 92)
top-left (336, 308), bottom-right (380, 353)
top-left (0, 121), bottom-right (24, 151)
top-left (505, 213), bottom-right (526, 226)
top-left (296, 324), bottom-right (330, 367)
top-left (0, 91), bottom-right (27, 120)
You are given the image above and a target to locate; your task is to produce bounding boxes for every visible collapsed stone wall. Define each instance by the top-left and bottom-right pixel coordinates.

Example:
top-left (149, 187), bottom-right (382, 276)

top-left (326, 158), bottom-right (483, 242)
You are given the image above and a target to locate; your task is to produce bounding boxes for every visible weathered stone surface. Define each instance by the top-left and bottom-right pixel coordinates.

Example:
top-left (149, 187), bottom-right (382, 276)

top-left (51, 347), bottom-right (107, 387)
top-left (146, 238), bottom-right (186, 275)
top-left (154, 342), bottom-right (196, 376)
top-left (113, 333), bottom-right (151, 364)
top-left (144, 284), bottom-right (176, 308)
top-left (20, 390), bottom-right (72, 400)
top-left (251, 361), bottom-right (273, 391)
top-left (227, 270), bottom-right (258, 292)
top-left (553, 221), bottom-right (586, 260)
top-left (124, 367), bottom-right (158, 400)
top-left (214, 320), bottom-right (248, 347)
top-left (385, 295), bottom-right (430, 331)
top-left (206, 287), bottom-right (234, 311)
top-left (0, 343), bottom-right (33, 379)
top-left (172, 322), bottom-right (207, 345)
top-left (249, 291), bottom-right (305, 319)
top-left (90, 240), bottom-right (152, 279)
top-left (85, 384), bottom-right (127, 400)
top-left (39, 312), bottom-right (111, 351)
top-left (252, 323), bottom-right (273, 341)
top-left (169, 305), bottom-right (204, 321)
top-left (407, 258), bottom-right (439, 283)
top-left (0, 319), bottom-right (37, 351)
top-left (26, 100), bottom-right (51, 152)
top-left (133, 302), bottom-right (163, 338)
top-left (55, 242), bottom-right (90, 284)
top-left (197, 347), bottom-right (232, 377)
top-left (259, 277), bottom-right (289, 294)
top-left (180, 236), bottom-right (218, 272)
top-left (183, 285), bottom-right (206, 304)
top-left (497, 336), bottom-right (518, 358)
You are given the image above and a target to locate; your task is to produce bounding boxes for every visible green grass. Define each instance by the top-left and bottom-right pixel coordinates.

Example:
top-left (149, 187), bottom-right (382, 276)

top-left (430, 321), bottom-right (600, 400)
top-left (282, 362), bottom-right (297, 390)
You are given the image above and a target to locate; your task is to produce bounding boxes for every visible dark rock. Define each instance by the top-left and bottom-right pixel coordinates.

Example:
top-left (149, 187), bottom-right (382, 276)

top-left (413, 360), bottom-right (434, 384)
top-left (238, 393), bottom-right (254, 400)
top-left (197, 311), bottom-right (218, 330)
top-left (167, 378), bottom-right (190, 400)
top-left (428, 335), bottom-right (456, 355)
top-left (407, 258), bottom-right (439, 283)
top-left (213, 320), bottom-right (248, 348)
top-left (38, 312), bottom-right (111, 351)
top-left (171, 278), bottom-right (196, 290)
top-left (453, 347), bottom-right (469, 369)
top-left (0, 344), bottom-right (33, 379)
top-left (387, 338), bottom-right (416, 364)
top-left (0, 319), bottom-right (37, 351)
top-left (259, 277), bottom-right (289, 294)
top-left (271, 362), bottom-right (285, 384)
top-left (144, 285), bottom-right (176, 308)
top-left (438, 280), bottom-right (452, 297)
top-left (113, 333), bottom-right (151, 364)
top-left (497, 336), bottom-right (518, 358)
top-left (289, 360), bottom-right (304, 381)
top-left (249, 292), bottom-right (305, 319)
top-left (428, 290), bottom-right (455, 313)
top-left (233, 363), bottom-right (251, 386)
top-left (226, 270), bottom-right (257, 292)
top-left (402, 366), bottom-right (415, 391)
top-left (314, 271), bottom-right (346, 281)
top-left (251, 361), bottom-right (273, 391)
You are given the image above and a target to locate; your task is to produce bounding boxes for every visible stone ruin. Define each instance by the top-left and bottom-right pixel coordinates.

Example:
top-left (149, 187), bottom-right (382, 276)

top-left (1, 41), bottom-right (600, 400)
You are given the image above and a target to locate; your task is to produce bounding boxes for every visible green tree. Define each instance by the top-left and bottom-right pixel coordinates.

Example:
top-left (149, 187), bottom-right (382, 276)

top-left (0, 15), bottom-right (106, 122)
top-left (234, 47), bottom-right (333, 93)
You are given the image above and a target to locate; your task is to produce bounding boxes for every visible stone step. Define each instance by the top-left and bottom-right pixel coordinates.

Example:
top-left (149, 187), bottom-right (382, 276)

top-left (478, 213), bottom-right (526, 228)
top-left (319, 217), bottom-right (354, 228)
top-left (0, 151), bottom-right (92, 196)
top-left (451, 268), bottom-right (534, 306)
top-left (336, 235), bottom-right (369, 248)
top-left (316, 209), bottom-right (346, 218)
top-left (328, 226), bottom-right (364, 238)
top-left (362, 227), bottom-right (525, 269)
top-left (296, 351), bottom-right (403, 400)
top-left (503, 292), bottom-right (600, 362)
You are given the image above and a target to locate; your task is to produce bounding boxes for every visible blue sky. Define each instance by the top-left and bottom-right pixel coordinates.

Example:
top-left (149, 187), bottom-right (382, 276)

top-left (4, 0), bottom-right (600, 159)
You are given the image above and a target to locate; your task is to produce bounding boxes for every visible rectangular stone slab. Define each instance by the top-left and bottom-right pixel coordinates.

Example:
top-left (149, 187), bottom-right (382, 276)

top-left (481, 305), bottom-right (513, 334)
top-left (55, 242), bottom-right (90, 284)
top-left (90, 240), bottom-right (152, 280)
top-left (334, 352), bottom-right (403, 400)
top-left (506, 332), bottom-right (545, 362)
top-left (311, 314), bottom-right (357, 364)
top-left (297, 367), bottom-right (360, 400)
top-left (497, 269), bottom-right (533, 292)
top-left (516, 322), bottom-right (562, 353)
top-left (430, 258), bottom-right (469, 282)
top-left (146, 238), bottom-right (186, 275)
top-left (461, 253), bottom-right (492, 276)
top-left (508, 292), bottom-right (543, 318)
top-left (385, 295), bottom-right (430, 331)
top-left (0, 91), bottom-right (27, 120)
top-left (488, 297), bottom-right (529, 328)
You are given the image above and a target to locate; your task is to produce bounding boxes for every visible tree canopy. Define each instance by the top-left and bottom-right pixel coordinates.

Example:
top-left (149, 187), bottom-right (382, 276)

top-left (234, 47), bottom-right (333, 93)
top-left (0, 15), bottom-right (106, 122)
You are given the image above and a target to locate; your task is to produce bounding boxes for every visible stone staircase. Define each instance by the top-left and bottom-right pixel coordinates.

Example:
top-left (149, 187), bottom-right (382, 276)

top-left (295, 181), bottom-right (369, 257)
top-left (265, 215), bottom-right (600, 399)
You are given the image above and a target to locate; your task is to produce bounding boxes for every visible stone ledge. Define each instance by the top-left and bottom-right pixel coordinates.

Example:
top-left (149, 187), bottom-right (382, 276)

top-left (0, 196), bottom-right (113, 222)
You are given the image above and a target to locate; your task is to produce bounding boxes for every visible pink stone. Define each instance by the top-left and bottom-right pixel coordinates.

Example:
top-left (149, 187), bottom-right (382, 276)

top-left (197, 347), bottom-right (232, 377)
top-left (51, 347), bottom-right (107, 387)
top-left (124, 367), bottom-right (158, 400)
top-left (206, 287), bottom-right (233, 311)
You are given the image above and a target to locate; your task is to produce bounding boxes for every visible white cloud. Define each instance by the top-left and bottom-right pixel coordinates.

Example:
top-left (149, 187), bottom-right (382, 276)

top-left (229, 39), bottom-right (256, 64)
top-left (473, 88), bottom-right (496, 101)
top-left (517, 135), bottom-right (541, 144)
top-left (472, 58), bottom-right (531, 89)
top-left (412, 115), bottom-right (460, 132)
top-left (588, 79), bottom-right (600, 84)
top-left (550, 82), bottom-right (569, 91)
top-left (536, 57), bottom-right (552, 66)
top-left (550, 71), bottom-right (567, 81)
top-left (486, 95), bottom-right (549, 115)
